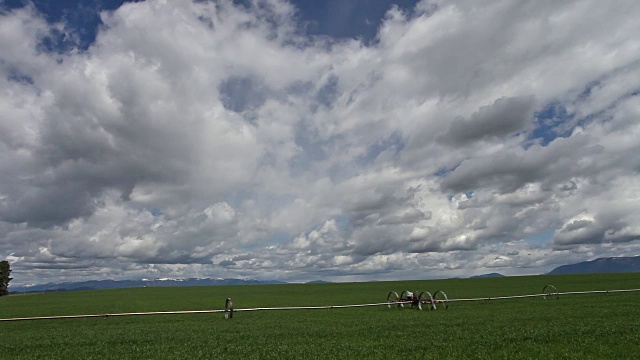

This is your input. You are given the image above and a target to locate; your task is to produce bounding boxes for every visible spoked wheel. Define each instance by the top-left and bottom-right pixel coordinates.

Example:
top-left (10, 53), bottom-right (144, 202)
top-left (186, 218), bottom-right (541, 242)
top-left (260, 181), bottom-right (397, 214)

top-left (542, 285), bottom-right (559, 300)
top-left (387, 291), bottom-right (400, 309)
top-left (418, 291), bottom-right (435, 311)
top-left (433, 290), bottom-right (449, 310)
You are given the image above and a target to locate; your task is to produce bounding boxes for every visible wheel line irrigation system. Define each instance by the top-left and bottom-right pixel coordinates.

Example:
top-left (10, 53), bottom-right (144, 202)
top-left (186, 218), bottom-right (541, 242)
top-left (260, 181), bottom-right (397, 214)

top-left (1, 285), bottom-right (639, 322)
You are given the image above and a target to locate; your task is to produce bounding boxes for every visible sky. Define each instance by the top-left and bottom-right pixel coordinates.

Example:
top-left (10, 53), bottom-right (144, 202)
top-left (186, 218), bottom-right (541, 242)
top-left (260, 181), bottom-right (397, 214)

top-left (1, 0), bottom-right (639, 287)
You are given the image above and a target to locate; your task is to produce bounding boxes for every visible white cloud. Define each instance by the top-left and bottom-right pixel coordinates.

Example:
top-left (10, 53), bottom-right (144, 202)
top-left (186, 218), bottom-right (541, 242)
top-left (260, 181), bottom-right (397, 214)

top-left (1, 0), bottom-right (640, 286)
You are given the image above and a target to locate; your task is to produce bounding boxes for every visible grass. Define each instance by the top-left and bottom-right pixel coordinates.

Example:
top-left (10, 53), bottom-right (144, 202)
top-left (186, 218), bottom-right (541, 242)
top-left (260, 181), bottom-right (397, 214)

top-left (1, 273), bottom-right (639, 359)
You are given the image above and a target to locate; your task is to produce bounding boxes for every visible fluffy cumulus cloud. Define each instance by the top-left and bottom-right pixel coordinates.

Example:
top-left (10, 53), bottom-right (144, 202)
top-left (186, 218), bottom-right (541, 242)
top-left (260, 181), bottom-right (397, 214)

top-left (1, 0), bottom-right (640, 285)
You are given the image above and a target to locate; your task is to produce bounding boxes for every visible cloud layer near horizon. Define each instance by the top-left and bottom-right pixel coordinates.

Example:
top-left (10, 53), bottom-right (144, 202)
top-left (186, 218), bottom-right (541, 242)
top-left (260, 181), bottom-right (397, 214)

top-left (2, 0), bottom-right (640, 285)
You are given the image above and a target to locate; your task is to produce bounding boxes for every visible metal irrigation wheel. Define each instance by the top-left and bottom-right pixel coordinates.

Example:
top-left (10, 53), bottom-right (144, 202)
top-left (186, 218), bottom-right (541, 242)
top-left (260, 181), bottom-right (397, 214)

top-left (387, 291), bottom-right (400, 309)
top-left (399, 290), bottom-right (415, 308)
top-left (433, 290), bottom-right (449, 310)
top-left (542, 285), bottom-right (559, 300)
top-left (418, 291), bottom-right (435, 311)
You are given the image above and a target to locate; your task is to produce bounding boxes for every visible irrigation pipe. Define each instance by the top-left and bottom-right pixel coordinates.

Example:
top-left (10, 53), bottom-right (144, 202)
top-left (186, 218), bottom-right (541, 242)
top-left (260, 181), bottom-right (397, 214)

top-left (233, 301), bottom-right (406, 312)
top-left (1, 287), bottom-right (638, 322)
top-left (445, 288), bottom-right (640, 304)
top-left (0, 301), bottom-right (408, 322)
top-left (0, 309), bottom-right (226, 322)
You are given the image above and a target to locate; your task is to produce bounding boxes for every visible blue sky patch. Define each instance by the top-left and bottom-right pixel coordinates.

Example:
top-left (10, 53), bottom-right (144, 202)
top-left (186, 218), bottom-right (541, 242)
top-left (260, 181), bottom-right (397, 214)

top-left (3, 0), bottom-right (133, 51)
top-left (528, 102), bottom-right (575, 147)
top-left (524, 229), bottom-right (555, 246)
top-left (7, 68), bottom-right (34, 85)
top-left (2, 0), bottom-right (420, 52)
top-left (293, 0), bottom-right (419, 44)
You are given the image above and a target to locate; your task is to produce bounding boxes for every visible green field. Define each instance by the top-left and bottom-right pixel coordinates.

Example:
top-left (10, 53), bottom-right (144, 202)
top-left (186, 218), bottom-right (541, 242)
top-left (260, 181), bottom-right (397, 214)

top-left (1, 273), bottom-right (639, 359)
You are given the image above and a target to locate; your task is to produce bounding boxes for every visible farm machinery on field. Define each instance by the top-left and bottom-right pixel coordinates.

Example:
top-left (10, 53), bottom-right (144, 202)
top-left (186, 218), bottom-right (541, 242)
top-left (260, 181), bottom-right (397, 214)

top-left (387, 290), bottom-right (449, 310)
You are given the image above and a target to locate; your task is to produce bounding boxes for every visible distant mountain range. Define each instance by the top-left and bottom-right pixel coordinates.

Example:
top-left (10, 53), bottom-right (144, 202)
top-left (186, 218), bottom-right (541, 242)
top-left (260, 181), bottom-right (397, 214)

top-left (468, 256), bottom-right (640, 278)
top-left (470, 272), bottom-right (504, 278)
top-left (10, 278), bottom-right (285, 293)
top-left (547, 256), bottom-right (640, 275)
top-left (9, 256), bottom-right (639, 293)
top-left (305, 280), bottom-right (331, 284)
